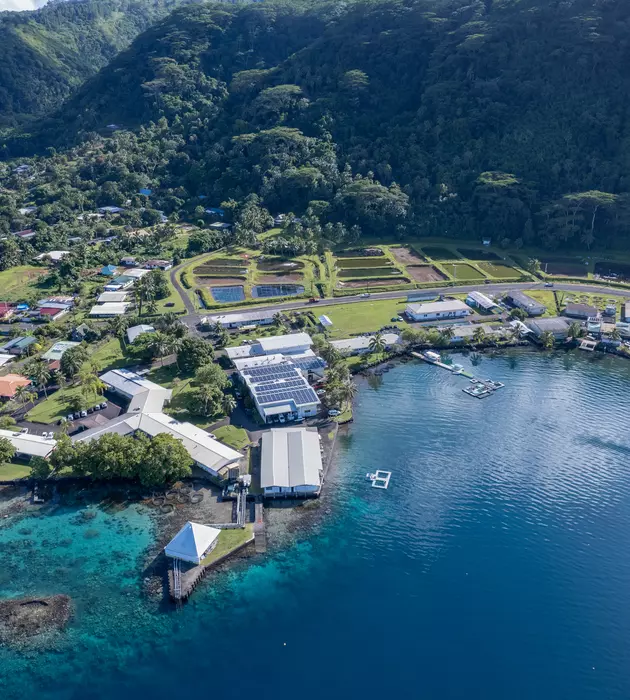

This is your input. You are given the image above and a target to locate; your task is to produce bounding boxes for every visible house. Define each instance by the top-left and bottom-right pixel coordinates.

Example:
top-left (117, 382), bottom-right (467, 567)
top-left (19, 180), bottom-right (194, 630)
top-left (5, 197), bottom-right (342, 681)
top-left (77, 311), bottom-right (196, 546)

top-left (13, 229), bottom-right (36, 240)
top-left (623, 302), bottom-right (630, 323)
top-left (0, 373), bottom-right (31, 399)
top-left (99, 368), bottom-right (172, 412)
top-left (482, 237), bottom-right (492, 246)
top-left (101, 264), bottom-right (118, 276)
top-left (143, 259), bottom-right (173, 271)
top-left (14, 164), bottom-right (31, 175)
top-left (127, 324), bottom-right (155, 344)
top-left (0, 303), bottom-right (15, 321)
top-left (331, 333), bottom-right (401, 356)
top-left (98, 206), bottom-right (125, 215)
top-left (105, 276), bottom-right (135, 290)
top-left (238, 356), bottom-right (320, 424)
top-left (97, 291), bottom-right (129, 304)
top-left (204, 207), bottom-right (225, 217)
top-left (0, 336), bottom-right (37, 356)
top-left (72, 323), bottom-right (91, 342)
top-left (89, 302), bottom-right (131, 317)
top-left (40, 296), bottom-right (74, 307)
top-left (466, 291), bottom-right (499, 312)
top-left (526, 317), bottom-right (571, 340)
top-left (260, 428), bottom-right (322, 497)
top-left (0, 354), bottom-right (15, 368)
top-left (38, 305), bottom-right (70, 321)
top-left (603, 302), bottom-right (617, 318)
top-left (564, 303), bottom-right (598, 320)
top-left (204, 309), bottom-right (275, 329)
top-left (318, 315), bottom-right (333, 328)
top-left (209, 222), bottom-right (232, 230)
top-left (405, 300), bottom-right (472, 322)
top-left (18, 206), bottom-right (37, 215)
top-left (120, 256), bottom-right (137, 267)
top-left (35, 250), bottom-right (70, 264)
top-left (164, 522), bottom-right (221, 564)
top-left (41, 341), bottom-right (80, 362)
top-left (124, 268), bottom-right (150, 280)
top-left (0, 429), bottom-right (56, 460)
top-left (225, 332), bottom-right (313, 362)
top-left (505, 291), bottom-right (546, 316)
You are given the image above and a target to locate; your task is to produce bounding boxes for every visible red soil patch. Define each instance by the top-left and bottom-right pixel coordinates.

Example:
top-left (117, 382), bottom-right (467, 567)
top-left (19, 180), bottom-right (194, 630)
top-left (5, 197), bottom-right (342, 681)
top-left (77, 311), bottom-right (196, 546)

top-left (390, 247), bottom-right (426, 264)
top-left (406, 265), bottom-right (447, 282)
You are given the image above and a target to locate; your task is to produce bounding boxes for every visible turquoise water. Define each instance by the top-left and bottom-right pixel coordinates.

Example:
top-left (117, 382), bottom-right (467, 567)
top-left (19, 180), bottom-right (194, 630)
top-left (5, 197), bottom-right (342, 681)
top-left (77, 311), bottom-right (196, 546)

top-left (3, 351), bottom-right (630, 698)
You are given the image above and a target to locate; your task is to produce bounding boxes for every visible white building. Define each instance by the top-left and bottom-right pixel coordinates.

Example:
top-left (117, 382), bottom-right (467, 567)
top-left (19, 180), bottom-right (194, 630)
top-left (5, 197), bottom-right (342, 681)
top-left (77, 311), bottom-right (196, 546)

top-left (41, 341), bottom-right (80, 362)
top-left (126, 324), bottom-right (155, 344)
top-left (0, 429), bottom-right (56, 460)
top-left (124, 268), bottom-right (151, 280)
top-left (238, 356), bottom-right (320, 424)
top-left (260, 428), bottom-right (322, 497)
top-left (331, 333), bottom-right (401, 356)
top-left (35, 250), bottom-right (70, 263)
top-left (505, 291), bottom-right (546, 317)
top-left (204, 309), bottom-right (275, 329)
top-left (406, 300), bottom-right (472, 322)
top-left (164, 522), bottom-right (221, 564)
top-left (97, 291), bottom-right (129, 303)
top-left (466, 291), bottom-right (498, 312)
top-left (89, 302), bottom-right (131, 317)
top-left (225, 332), bottom-right (314, 362)
top-left (99, 368), bottom-right (172, 413)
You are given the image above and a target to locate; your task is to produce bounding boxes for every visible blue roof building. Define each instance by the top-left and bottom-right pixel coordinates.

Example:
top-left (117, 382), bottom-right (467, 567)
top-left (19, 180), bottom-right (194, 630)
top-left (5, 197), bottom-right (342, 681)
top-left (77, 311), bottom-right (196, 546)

top-left (101, 264), bottom-right (117, 276)
top-left (139, 188), bottom-right (153, 196)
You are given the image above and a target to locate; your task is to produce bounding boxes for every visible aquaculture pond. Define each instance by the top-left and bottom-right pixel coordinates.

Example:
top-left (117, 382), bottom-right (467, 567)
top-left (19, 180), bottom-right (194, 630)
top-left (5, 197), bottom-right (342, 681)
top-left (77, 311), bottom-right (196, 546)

top-left (336, 257), bottom-right (394, 269)
top-left (251, 284), bottom-right (305, 298)
top-left (209, 285), bottom-right (245, 302)
top-left (456, 248), bottom-right (501, 260)
top-left (256, 259), bottom-right (304, 272)
top-left (421, 246), bottom-right (461, 260)
top-left (338, 268), bottom-right (402, 278)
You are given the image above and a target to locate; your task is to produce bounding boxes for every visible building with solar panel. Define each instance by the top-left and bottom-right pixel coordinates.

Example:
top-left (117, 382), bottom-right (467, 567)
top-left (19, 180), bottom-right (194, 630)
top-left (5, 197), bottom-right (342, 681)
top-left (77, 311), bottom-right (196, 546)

top-left (237, 356), bottom-right (321, 424)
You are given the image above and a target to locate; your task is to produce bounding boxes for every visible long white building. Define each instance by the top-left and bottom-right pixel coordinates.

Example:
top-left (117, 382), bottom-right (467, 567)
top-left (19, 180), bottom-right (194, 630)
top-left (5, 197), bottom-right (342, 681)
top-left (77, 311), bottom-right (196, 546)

top-left (260, 428), bottom-right (322, 497)
top-left (406, 300), bottom-right (472, 322)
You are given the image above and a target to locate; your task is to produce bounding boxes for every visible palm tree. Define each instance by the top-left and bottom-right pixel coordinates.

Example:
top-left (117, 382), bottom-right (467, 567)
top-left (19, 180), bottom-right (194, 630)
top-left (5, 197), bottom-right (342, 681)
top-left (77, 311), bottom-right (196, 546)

top-left (472, 326), bottom-right (487, 345)
top-left (148, 331), bottom-right (170, 366)
top-left (221, 394), bottom-right (237, 416)
top-left (109, 316), bottom-right (129, 344)
top-left (31, 361), bottom-right (51, 398)
top-left (567, 321), bottom-right (583, 341)
top-left (14, 385), bottom-right (31, 406)
top-left (440, 326), bottom-right (455, 344)
top-left (539, 330), bottom-right (555, 349)
top-left (167, 335), bottom-right (183, 368)
top-left (610, 327), bottom-right (621, 341)
top-left (273, 312), bottom-right (285, 331)
top-left (146, 299), bottom-right (158, 315)
top-left (338, 380), bottom-right (357, 410)
top-left (368, 332), bottom-right (386, 355)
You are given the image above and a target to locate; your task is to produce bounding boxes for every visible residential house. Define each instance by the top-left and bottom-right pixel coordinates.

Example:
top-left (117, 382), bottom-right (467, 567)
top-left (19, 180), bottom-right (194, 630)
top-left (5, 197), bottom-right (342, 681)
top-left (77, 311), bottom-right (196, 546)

top-left (98, 206), bottom-right (125, 214)
top-left (209, 222), bottom-right (232, 231)
top-left (526, 317), bottom-right (571, 340)
top-left (89, 302), bottom-right (131, 317)
top-left (97, 291), bottom-right (129, 304)
top-left (331, 333), bottom-right (401, 356)
top-left (405, 300), bottom-right (472, 322)
top-left (505, 291), bottom-right (546, 316)
top-left (13, 229), bottom-right (36, 240)
top-left (0, 429), bottom-right (56, 460)
top-left (564, 302), bottom-right (598, 320)
top-left (466, 291), bottom-right (499, 312)
top-left (101, 264), bottom-right (118, 276)
top-left (72, 323), bottom-right (91, 342)
top-left (204, 309), bottom-right (275, 329)
top-left (41, 341), bottom-right (80, 363)
top-left (35, 250), bottom-right (70, 264)
top-left (127, 325), bottom-right (155, 344)
top-left (0, 373), bottom-right (31, 399)
top-left (38, 303), bottom-right (71, 321)
top-left (143, 259), bottom-right (173, 271)
top-left (120, 256), bottom-right (137, 267)
top-left (0, 336), bottom-right (37, 356)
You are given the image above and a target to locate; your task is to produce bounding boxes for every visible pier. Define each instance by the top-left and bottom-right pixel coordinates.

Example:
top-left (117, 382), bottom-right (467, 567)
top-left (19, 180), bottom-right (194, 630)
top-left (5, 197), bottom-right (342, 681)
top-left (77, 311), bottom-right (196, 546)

top-left (411, 350), bottom-right (504, 399)
top-left (367, 470), bottom-right (392, 489)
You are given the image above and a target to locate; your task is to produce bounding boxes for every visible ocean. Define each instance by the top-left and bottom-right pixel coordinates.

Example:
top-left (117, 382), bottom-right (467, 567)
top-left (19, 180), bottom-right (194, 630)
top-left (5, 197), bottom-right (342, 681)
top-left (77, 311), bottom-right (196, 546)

top-left (2, 349), bottom-right (630, 699)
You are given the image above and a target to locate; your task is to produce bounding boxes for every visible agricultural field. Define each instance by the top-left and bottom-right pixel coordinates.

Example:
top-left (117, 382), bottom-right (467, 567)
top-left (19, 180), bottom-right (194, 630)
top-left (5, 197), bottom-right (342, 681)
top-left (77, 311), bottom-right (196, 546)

top-left (457, 248), bottom-right (501, 261)
top-left (0, 266), bottom-right (49, 302)
top-left (477, 262), bottom-right (520, 278)
top-left (337, 267), bottom-right (403, 278)
top-left (336, 257), bottom-right (394, 269)
top-left (405, 265), bottom-right (446, 283)
top-left (390, 246), bottom-right (427, 264)
top-left (441, 263), bottom-right (485, 280)
top-left (421, 246), bottom-right (461, 260)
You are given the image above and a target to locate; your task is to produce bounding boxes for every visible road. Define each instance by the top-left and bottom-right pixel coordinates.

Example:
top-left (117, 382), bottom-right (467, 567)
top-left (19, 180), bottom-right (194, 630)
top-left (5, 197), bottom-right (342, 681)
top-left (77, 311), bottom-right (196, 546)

top-left (177, 280), bottom-right (630, 327)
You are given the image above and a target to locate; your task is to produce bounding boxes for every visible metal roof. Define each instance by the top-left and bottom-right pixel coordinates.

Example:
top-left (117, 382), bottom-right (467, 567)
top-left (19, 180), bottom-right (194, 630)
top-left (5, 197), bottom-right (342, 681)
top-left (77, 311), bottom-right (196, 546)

top-left (331, 333), bottom-right (400, 353)
top-left (406, 300), bottom-right (470, 314)
top-left (258, 332), bottom-right (312, 353)
top-left (165, 522), bottom-right (221, 564)
top-left (126, 324), bottom-right (155, 344)
top-left (207, 309), bottom-right (276, 325)
top-left (260, 428), bottom-right (322, 489)
top-left (41, 341), bottom-right (80, 361)
top-left (98, 291), bottom-right (129, 303)
top-left (240, 361), bottom-right (319, 409)
top-left (89, 302), bottom-right (131, 316)
top-left (466, 291), bottom-right (497, 310)
top-left (0, 429), bottom-right (56, 458)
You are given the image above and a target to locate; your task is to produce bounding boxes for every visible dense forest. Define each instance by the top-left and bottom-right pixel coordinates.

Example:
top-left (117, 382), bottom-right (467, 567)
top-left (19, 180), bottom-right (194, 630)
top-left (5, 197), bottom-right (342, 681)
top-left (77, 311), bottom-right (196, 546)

top-left (3, 0), bottom-right (630, 251)
top-left (0, 0), bottom-right (207, 127)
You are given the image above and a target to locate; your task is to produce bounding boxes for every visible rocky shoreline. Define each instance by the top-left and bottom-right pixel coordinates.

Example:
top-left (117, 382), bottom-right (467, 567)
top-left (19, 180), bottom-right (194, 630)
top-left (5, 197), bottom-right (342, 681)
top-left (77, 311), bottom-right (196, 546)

top-left (0, 595), bottom-right (72, 648)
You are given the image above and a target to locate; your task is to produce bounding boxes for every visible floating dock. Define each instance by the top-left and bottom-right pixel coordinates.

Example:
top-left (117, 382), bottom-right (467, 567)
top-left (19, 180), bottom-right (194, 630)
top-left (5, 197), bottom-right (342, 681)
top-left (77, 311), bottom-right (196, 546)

top-left (366, 470), bottom-right (391, 489)
top-left (411, 351), bottom-right (503, 398)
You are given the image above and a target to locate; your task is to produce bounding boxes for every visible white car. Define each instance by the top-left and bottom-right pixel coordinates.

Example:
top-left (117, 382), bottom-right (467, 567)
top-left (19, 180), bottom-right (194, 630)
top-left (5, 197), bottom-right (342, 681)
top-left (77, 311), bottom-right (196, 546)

top-left (207, 432), bottom-right (216, 439)
top-left (359, 293), bottom-right (370, 298)
top-left (20, 427), bottom-right (28, 434)
top-left (327, 409), bottom-right (341, 417)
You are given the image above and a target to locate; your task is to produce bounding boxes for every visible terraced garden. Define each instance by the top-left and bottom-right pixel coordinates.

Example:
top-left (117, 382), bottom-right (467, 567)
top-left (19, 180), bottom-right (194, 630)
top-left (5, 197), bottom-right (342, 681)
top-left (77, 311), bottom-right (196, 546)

top-left (422, 246), bottom-right (461, 260)
top-left (477, 262), bottom-right (520, 278)
top-left (406, 265), bottom-right (447, 282)
top-left (441, 263), bottom-right (485, 280)
top-left (457, 248), bottom-right (501, 261)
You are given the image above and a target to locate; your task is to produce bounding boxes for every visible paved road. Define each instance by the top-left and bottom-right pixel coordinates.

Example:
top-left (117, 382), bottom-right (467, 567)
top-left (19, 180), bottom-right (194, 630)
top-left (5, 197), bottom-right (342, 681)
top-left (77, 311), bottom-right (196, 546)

top-left (177, 280), bottom-right (630, 327)
top-left (170, 258), bottom-right (197, 315)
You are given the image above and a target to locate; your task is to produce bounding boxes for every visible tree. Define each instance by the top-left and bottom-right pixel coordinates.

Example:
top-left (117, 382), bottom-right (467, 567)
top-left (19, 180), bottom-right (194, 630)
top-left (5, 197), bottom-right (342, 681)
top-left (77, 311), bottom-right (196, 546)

top-left (539, 330), bottom-right (555, 349)
top-left (0, 436), bottom-right (15, 464)
top-left (29, 360), bottom-right (51, 398)
top-left (177, 335), bottom-right (213, 373)
top-left (610, 327), bottom-right (621, 341)
top-left (14, 384), bottom-right (33, 406)
top-left (440, 327), bottom-right (455, 344)
top-left (0, 416), bottom-right (17, 430)
top-left (137, 433), bottom-right (192, 486)
top-left (61, 344), bottom-right (89, 379)
top-left (472, 327), bottom-right (487, 345)
top-left (567, 321), bottom-right (583, 340)
top-left (509, 308), bottom-right (527, 321)
top-left (221, 394), bottom-right (237, 416)
top-left (195, 362), bottom-right (229, 391)
top-left (146, 330), bottom-right (170, 365)
top-left (368, 332), bottom-right (386, 355)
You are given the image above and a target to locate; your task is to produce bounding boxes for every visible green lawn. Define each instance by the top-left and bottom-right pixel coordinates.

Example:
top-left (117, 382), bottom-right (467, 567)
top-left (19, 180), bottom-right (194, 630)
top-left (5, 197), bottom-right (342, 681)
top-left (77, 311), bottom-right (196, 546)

top-left (0, 266), bottom-right (48, 302)
top-left (200, 524), bottom-right (254, 566)
top-left (477, 262), bottom-right (521, 278)
top-left (213, 425), bottom-right (249, 450)
top-left (321, 298), bottom-right (408, 339)
top-left (26, 385), bottom-right (102, 424)
top-left (153, 277), bottom-right (185, 314)
top-left (90, 337), bottom-right (129, 371)
top-left (0, 462), bottom-right (32, 480)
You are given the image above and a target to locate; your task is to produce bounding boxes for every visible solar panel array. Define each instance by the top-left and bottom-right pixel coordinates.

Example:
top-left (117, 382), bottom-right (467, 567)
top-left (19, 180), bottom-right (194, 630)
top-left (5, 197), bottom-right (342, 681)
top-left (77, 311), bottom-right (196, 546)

top-left (291, 356), bottom-right (326, 371)
top-left (241, 361), bottom-right (320, 408)
top-left (256, 386), bottom-right (319, 407)
top-left (242, 365), bottom-right (296, 381)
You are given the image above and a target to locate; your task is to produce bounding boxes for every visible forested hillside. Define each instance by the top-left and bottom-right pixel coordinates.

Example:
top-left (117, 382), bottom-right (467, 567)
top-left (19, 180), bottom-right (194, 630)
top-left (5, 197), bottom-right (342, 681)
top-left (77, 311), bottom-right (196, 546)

top-left (4, 0), bottom-right (630, 251)
top-left (0, 0), bottom-right (204, 127)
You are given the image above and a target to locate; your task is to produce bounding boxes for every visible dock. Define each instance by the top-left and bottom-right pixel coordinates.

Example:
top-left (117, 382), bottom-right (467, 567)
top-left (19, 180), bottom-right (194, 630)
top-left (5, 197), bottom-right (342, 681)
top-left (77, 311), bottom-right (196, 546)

top-left (366, 470), bottom-right (391, 489)
top-left (412, 350), bottom-right (503, 398)
top-left (254, 501), bottom-right (266, 553)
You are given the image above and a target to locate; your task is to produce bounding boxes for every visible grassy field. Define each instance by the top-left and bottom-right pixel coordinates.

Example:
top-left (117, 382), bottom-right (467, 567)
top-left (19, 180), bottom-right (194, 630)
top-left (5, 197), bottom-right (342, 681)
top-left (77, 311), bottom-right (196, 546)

top-left (90, 337), bottom-right (128, 371)
top-left (441, 263), bottom-right (485, 280)
top-left (478, 262), bottom-right (520, 278)
top-left (0, 462), bottom-right (32, 480)
top-left (153, 277), bottom-right (185, 314)
top-left (26, 385), bottom-right (102, 423)
top-left (0, 266), bottom-right (48, 302)
top-left (322, 298), bottom-right (408, 339)
top-left (200, 524), bottom-right (254, 566)
top-left (213, 425), bottom-right (249, 450)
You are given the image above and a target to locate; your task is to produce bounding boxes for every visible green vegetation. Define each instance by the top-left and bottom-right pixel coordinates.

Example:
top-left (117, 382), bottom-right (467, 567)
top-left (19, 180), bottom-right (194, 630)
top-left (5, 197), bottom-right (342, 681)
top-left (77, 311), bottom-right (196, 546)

top-left (0, 462), bottom-right (31, 481)
top-left (212, 425), bottom-right (249, 451)
top-left (0, 266), bottom-right (47, 302)
top-left (200, 525), bottom-right (254, 566)
top-left (477, 263), bottom-right (520, 279)
top-left (321, 299), bottom-right (407, 339)
top-left (26, 385), bottom-right (101, 424)
top-left (441, 263), bottom-right (485, 281)
top-left (90, 337), bottom-right (127, 372)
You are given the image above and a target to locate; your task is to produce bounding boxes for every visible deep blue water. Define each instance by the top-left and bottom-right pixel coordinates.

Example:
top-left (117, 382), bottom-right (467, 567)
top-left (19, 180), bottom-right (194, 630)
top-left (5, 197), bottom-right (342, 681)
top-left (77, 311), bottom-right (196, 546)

top-left (252, 283), bottom-right (305, 298)
top-left (210, 285), bottom-right (245, 302)
top-left (3, 350), bottom-right (630, 699)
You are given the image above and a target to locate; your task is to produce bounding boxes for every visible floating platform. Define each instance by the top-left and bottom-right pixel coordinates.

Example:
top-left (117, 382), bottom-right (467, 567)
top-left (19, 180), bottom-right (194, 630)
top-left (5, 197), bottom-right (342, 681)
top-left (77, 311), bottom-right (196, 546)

top-left (463, 378), bottom-right (505, 399)
top-left (411, 351), bottom-right (504, 399)
top-left (366, 470), bottom-right (391, 489)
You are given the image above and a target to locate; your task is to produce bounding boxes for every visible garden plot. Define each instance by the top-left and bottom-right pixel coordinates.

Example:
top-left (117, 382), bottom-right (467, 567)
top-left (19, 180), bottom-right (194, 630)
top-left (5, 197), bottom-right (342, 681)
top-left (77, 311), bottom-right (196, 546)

top-left (477, 262), bottom-right (520, 278)
top-left (406, 265), bottom-right (447, 282)
top-left (422, 247), bottom-right (461, 260)
top-left (390, 246), bottom-right (427, 264)
top-left (457, 248), bottom-right (501, 261)
top-left (441, 263), bottom-right (485, 280)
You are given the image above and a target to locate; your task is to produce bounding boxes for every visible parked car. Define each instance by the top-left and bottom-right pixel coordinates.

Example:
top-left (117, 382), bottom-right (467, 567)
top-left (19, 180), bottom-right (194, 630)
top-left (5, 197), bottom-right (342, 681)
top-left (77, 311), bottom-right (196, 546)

top-left (359, 293), bottom-right (370, 298)
top-left (80, 410), bottom-right (88, 418)
top-left (100, 402), bottom-right (108, 409)
top-left (327, 409), bottom-right (341, 417)
top-left (165, 302), bottom-right (175, 307)
top-left (544, 282), bottom-right (554, 287)
top-left (73, 412), bottom-right (81, 420)
top-left (20, 427), bottom-right (28, 434)
top-left (87, 407), bottom-right (94, 414)
top-left (278, 415), bottom-right (286, 423)
top-left (391, 316), bottom-right (402, 322)
top-left (308, 297), bottom-right (319, 303)
top-left (41, 432), bottom-right (50, 439)
top-left (316, 389), bottom-right (326, 396)
top-left (93, 405), bottom-right (101, 411)
top-left (207, 433), bottom-right (217, 439)
top-left (67, 414), bottom-right (74, 421)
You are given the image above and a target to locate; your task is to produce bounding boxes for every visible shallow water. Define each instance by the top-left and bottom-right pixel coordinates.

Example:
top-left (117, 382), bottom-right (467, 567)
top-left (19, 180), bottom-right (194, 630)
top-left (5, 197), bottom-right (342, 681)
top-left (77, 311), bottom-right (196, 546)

top-left (3, 350), bottom-right (630, 699)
